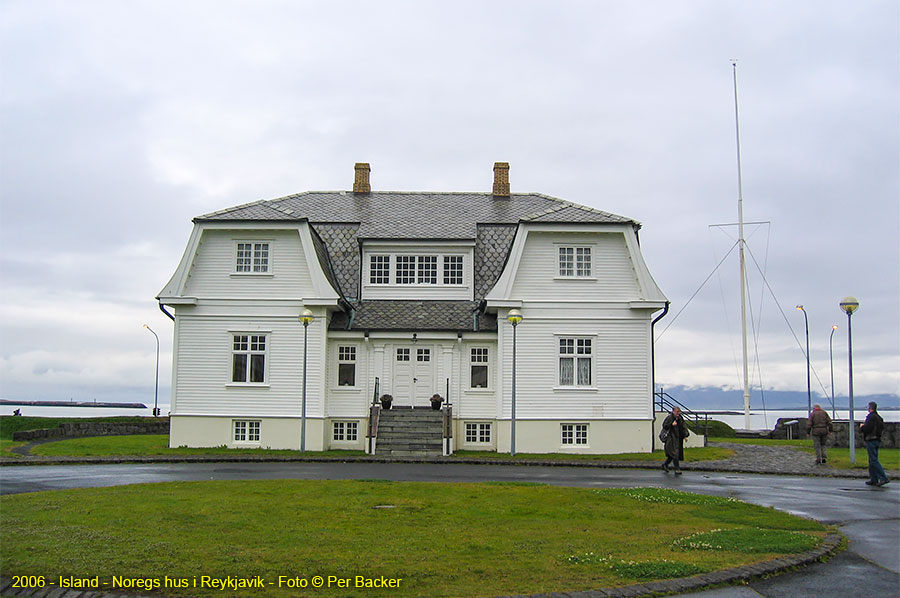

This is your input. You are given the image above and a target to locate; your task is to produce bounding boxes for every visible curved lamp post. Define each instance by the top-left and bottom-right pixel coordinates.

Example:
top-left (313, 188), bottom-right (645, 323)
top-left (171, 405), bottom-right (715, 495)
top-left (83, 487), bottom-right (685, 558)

top-left (796, 305), bottom-right (811, 415)
top-left (143, 325), bottom-right (160, 417)
top-left (507, 308), bottom-right (523, 456)
top-left (829, 325), bottom-right (838, 419)
top-left (839, 296), bottom-right (859, 464)
top-left (299, 308), bottom-right (314, 451)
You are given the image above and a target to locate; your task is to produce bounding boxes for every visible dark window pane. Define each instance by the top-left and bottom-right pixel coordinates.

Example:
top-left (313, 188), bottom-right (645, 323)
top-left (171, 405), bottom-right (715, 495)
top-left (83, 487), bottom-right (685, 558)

top-left (471, 365), bottom-right (488, 388)
top-left (338, 363), bottom-right (356, 386)
top-left (232, 354), bottom-right (247, 382)
top-left (250, 355), bottom-right (265, 383)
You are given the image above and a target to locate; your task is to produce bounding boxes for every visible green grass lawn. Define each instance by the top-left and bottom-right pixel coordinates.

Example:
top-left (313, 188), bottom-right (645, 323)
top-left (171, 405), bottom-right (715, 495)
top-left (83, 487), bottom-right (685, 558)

top-left (1, 481), bottom-right (826, 598)
top-left (710, 436), bottom-right (900, 471)
top-left (0, 416), bottom-right (156, 458)
top-left (454, 446), bottom-right (735, 462)
top-left (23, 434), bottom-right (734, 462)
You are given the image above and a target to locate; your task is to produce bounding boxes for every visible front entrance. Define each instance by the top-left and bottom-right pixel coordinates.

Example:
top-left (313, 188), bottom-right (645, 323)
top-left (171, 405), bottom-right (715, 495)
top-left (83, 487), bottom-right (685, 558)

top-left (392, 344), bottom-right (435, 407)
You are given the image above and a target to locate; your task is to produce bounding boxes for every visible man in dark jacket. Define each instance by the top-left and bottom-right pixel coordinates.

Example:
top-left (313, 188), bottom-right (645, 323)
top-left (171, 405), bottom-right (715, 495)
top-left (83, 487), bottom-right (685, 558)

top-left (860, 401), bottom-right (889, 487)
top-left (807, 404), bottom-right (832, 464)
top-left (661, 407), bottom-right (690, 475)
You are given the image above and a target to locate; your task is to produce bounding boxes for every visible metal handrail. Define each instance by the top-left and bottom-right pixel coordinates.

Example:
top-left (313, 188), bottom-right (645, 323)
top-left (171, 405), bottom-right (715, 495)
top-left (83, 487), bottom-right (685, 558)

top-left (655, 387), bottom-right (710, 444)
top-left (367, 377), bottom-right (380, 454)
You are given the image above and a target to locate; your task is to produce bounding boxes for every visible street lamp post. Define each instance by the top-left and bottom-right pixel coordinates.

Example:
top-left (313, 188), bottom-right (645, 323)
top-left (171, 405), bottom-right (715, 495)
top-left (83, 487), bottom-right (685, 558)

top-left (829, 325), bottom-right (838, 419)
top-left (796, 305), bottom-right (811, 415)
top-left (839, 297), bottom-right (859, 464)
top-left (299, 308), bottom-right (314, 452)
top-left (143, 324), bottom-right (160, 417)
top-left (507, 308), bottom-right (522, 456)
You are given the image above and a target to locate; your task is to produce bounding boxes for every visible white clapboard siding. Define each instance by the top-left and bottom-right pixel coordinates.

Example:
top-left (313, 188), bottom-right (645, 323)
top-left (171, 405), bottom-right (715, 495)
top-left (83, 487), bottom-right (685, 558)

top-left (455, 340), bottom-right (499, 418)
top-left (173, 315), bottom-right (324, 417)
top-left (183, 229), bottom-right (314, 299)
top-left (510, 231), bottom-right (640, 301)
top-left (499, 318), bottom-right (650, 420)
top-left (325, 341), bottom-right (370, 417)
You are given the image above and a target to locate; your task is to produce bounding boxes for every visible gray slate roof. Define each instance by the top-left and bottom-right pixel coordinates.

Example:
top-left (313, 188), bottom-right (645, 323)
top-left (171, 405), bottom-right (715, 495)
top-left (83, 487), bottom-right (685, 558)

top-left (196, 191), bottom-right (635, 330)
top-left (329, 301), bottom-right (497, 332)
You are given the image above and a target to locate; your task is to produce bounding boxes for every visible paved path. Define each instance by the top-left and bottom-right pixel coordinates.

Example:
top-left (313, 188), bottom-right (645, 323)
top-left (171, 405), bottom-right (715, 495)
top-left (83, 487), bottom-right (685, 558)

top-left (1, 457), bottom-right (897, 598)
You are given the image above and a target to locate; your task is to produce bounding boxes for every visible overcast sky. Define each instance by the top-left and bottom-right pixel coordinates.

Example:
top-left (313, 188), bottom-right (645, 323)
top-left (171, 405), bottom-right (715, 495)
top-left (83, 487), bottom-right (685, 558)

top-left (1, 1), bottom-right (897, 409)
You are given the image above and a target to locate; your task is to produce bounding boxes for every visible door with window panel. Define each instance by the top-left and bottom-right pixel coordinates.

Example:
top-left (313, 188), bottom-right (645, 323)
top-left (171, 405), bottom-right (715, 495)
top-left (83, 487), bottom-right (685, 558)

top-left (392, 345), bottom-right (435, 406)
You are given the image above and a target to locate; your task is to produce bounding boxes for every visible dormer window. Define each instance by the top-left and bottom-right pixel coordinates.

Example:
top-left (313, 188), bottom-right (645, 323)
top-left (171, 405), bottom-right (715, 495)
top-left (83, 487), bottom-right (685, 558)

top-left (372, 254), bottom-right (464, 286)
top-left (558, 246), bottom-right (591, 278)
top-left (236, 242), bottom-right (269, 273)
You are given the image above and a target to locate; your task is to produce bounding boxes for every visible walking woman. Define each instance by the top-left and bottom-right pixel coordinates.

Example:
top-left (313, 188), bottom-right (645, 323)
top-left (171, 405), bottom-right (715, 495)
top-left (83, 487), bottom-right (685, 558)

top-left (661, 406), bottom-right (690, 474)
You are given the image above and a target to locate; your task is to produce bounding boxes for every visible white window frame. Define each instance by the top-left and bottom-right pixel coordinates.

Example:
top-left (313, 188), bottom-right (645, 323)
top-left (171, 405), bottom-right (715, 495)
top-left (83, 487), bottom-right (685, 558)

top-left (469, 347), bottom-right (490, 390)
top-left (337, 345), bottom-right (357, 388)
top-left (234, 420), bottom-right (261, 443)
top-left (368, 253), bottom-right (467, 287)
top-left (332, 420), bottom-right (359, 442)
top-left (561, 423), bottom-right (588, 446)
top-left (465, 422), bottom-right (492, 444)
top-left (557, 245), bottom-right (593, 279)
top-left (231, 333), bottom-right (268, 385)
top-left (443, 255), bottom-right (464, 285)
top-left (234, 241), bottom-right (271, 274)
top-left (369, 254), bottom-right (391, 285)
top-left (558, 336), bottom-right (593, 388)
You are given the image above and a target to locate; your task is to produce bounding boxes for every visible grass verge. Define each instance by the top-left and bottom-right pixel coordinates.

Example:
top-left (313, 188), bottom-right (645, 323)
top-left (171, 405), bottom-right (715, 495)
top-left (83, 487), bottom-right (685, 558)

top-left (23, 434), bottom-right (733, 462)
top-left (1, 481), bottom-right (825, 598)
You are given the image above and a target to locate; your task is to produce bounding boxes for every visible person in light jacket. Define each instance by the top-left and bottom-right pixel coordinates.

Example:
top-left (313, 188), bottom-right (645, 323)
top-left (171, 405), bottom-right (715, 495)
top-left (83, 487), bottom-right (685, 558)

top-left (661, 407), bottom-right (690, 475)
top-left (806, 404), bottom-right (832, 464)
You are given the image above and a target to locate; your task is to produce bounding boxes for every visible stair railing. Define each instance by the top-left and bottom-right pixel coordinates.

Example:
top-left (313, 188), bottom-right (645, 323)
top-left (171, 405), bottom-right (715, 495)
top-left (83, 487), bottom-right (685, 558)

top-left (654, 386), bottom-right (709, 446)
top-left (367, 377), bottom-right (380, 455)
top-left (441, 377), bottom-right (453, 456)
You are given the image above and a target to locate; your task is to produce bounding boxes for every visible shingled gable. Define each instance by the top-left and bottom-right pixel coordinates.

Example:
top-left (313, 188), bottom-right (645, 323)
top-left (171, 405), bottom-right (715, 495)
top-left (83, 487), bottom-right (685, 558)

top-left (192, 191), bottom-right (638, 331)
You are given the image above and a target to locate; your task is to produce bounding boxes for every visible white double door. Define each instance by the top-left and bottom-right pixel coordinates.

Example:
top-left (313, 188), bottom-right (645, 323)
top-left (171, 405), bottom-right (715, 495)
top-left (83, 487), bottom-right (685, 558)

top-left (391, 344), bottom-right (435, 407)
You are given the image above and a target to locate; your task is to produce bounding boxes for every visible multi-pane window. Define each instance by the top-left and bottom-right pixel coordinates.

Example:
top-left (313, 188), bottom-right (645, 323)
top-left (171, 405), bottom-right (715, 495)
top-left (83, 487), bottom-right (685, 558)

top-left (232, 334), bottom-right (266, 383)
top-left (417, 348), bottom-right (430, 362)
top-left (559, 246), bottom-right (591, 277)
top-left (470, 347), bottom-right (489, 388)
top-left (561, 423), bottom-right (588, 445)
top-left (338, 346), bottom-right (356, 386)
top-left (465, 422), bottom-right (492, 444)
top-left (234, 420), bottom-right (260, 442)
top-left (369, 255), bottom-right (390, 284)
top-left (417, 255), bottom-right (437, 284)
top-left (333, 421), bottom-right (358, 442)
top-left (396, 256), bottom-right (416, 284)
top-left (444, 255), bottom-right (463, 285)
top-left (559, 337), bottom-right (592, 386)
top-left (236, 242), bottom-right (269, 273)
top-left (396, 348), bottom-right (410, 361)
top-left (370, 253), bottom-right (465, 286)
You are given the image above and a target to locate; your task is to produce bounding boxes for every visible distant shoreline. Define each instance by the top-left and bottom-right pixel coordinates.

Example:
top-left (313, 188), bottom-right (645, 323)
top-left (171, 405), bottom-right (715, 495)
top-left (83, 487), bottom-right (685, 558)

top-left (0, 399), bottom-right (147, 409)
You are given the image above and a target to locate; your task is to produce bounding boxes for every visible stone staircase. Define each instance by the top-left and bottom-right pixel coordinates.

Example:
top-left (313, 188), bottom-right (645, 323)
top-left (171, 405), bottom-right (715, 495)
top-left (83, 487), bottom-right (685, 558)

top-left (375, 408), bottom-right (443, 457)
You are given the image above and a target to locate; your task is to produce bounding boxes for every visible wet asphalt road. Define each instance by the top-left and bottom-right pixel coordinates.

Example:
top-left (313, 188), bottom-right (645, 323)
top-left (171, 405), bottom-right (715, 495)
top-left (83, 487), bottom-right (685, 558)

top-left (1, 462), bottom-right (898, 597)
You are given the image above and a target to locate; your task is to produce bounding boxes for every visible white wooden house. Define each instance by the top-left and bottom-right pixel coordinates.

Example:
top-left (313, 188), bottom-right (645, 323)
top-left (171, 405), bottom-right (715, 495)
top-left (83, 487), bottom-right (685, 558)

top-left (157, 163), bottom-right (668, 454)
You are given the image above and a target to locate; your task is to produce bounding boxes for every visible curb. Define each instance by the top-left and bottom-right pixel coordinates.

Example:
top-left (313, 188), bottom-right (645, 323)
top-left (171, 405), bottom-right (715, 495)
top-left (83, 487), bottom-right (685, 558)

top-left (0, 533), bottom-right (844, 598)
top-left (0, 454), bottom-right (875, 478)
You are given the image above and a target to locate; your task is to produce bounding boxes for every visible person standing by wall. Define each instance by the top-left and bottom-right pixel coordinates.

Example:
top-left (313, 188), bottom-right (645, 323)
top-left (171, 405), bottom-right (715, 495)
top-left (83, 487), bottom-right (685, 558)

top-left (806, 404), bottom-right (832, 464)
top-left (861, 402), bottom-right (890, 487)
top-left (661, 406), bottom-right (690, 475)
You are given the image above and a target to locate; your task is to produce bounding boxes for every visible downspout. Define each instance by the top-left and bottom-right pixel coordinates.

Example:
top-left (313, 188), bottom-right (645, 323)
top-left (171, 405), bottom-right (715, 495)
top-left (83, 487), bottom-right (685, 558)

top-left (158, 303), bottom-right (175, 322)
top-left (650, 301), bottom-right (670, 451)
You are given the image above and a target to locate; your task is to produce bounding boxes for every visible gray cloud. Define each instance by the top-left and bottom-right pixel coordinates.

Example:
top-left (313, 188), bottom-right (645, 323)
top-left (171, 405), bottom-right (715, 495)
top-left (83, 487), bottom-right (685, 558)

top-left (1, 0), bottom-right (897, 405)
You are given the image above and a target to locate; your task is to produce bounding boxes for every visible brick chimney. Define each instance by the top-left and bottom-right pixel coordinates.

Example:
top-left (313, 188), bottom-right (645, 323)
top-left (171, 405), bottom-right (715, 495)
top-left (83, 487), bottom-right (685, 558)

top-left (492, 162), bottom-right (510, 197)
top-left (353, 162), bottom-right (371, 194)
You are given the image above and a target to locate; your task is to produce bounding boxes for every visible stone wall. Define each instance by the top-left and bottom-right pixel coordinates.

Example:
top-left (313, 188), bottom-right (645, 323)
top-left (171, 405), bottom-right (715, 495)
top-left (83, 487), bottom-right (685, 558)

top-left (771, 417), bottom-right (898, 448)
top-left (12, 419), bottom-right (170, 442)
